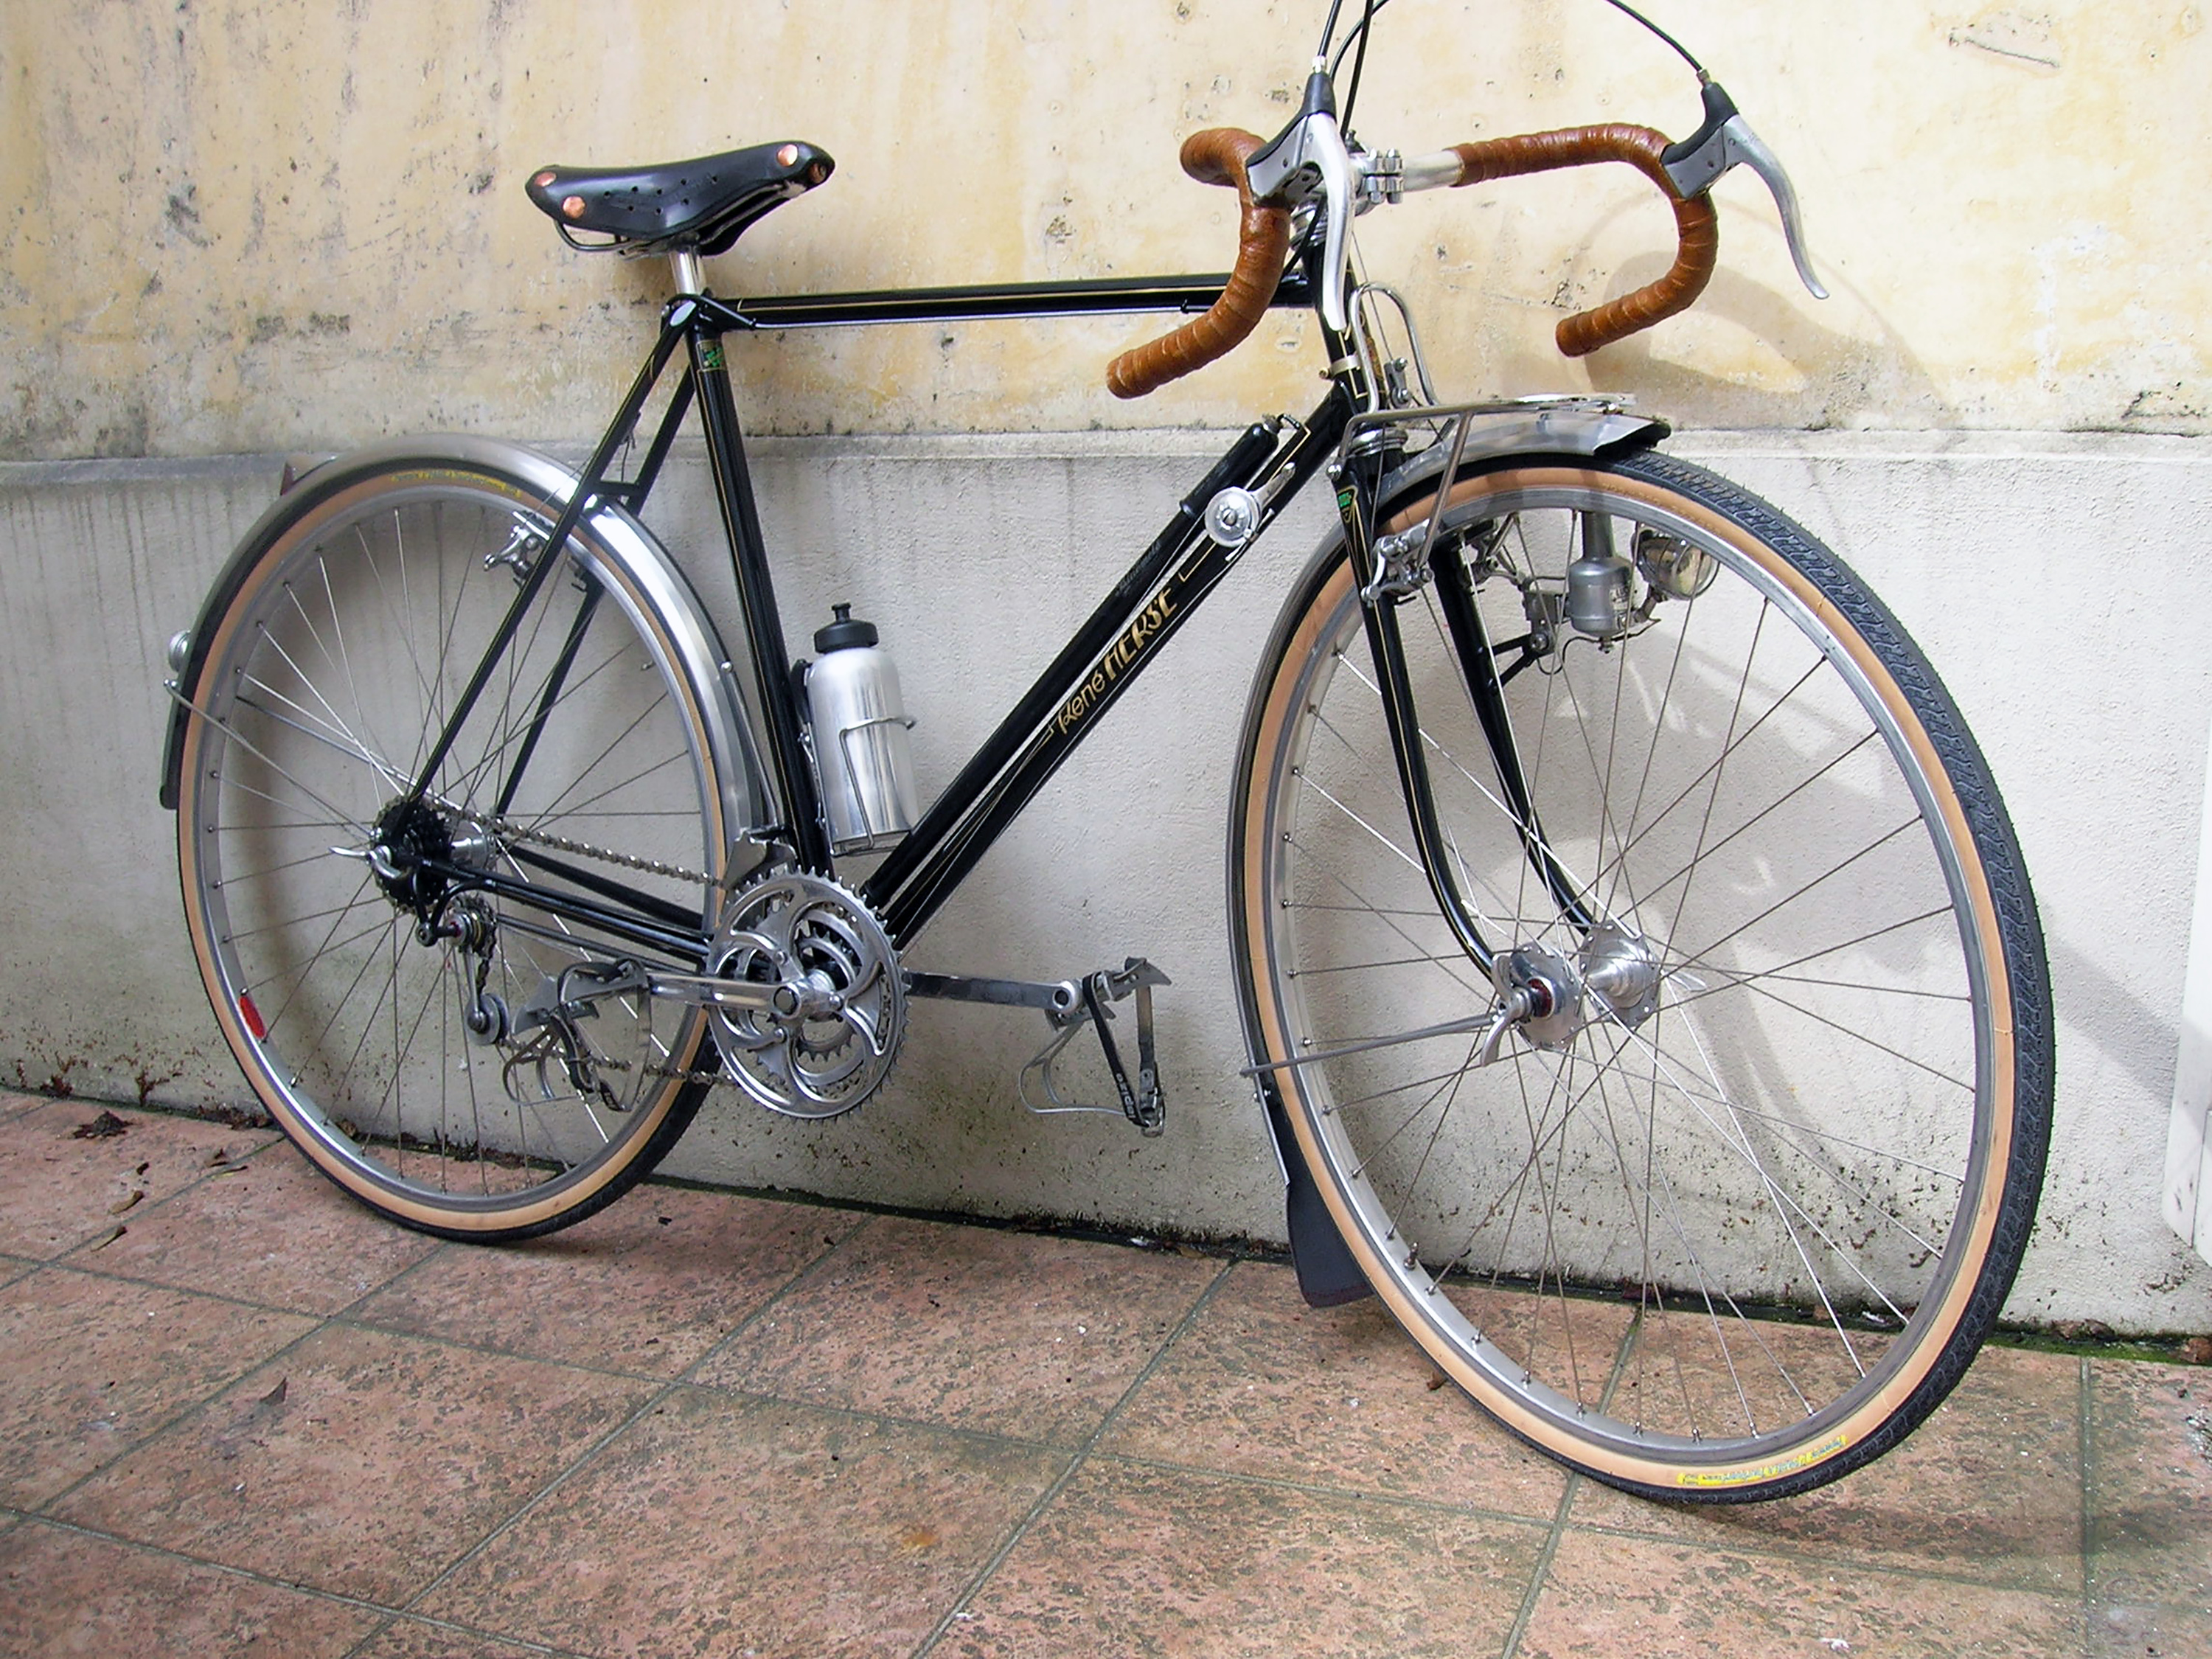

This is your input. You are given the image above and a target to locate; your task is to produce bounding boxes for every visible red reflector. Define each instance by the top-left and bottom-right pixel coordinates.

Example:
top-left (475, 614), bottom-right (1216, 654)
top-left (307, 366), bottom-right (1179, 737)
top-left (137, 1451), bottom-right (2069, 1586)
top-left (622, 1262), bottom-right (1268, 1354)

top-left (239, 994), bottom-right (267, 1040)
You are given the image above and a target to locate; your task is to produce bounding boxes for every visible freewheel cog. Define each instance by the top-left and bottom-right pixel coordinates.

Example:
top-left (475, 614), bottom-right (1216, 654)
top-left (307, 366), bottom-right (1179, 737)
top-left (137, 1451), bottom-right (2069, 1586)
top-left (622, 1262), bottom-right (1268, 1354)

top-left (707, 872), bottom-right (905, 1118)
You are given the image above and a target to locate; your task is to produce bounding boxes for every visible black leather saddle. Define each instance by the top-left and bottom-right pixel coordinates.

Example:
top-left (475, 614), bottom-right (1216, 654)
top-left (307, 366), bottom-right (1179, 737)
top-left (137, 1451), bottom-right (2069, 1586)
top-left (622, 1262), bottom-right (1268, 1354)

top-left (524, 140), bottom-right (834, 254)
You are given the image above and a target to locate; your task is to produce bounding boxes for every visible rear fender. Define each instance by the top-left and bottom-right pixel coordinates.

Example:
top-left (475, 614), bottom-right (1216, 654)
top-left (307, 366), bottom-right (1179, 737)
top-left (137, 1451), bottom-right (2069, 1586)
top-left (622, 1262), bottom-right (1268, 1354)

top-left (158, 437), bottom-right (771, 875)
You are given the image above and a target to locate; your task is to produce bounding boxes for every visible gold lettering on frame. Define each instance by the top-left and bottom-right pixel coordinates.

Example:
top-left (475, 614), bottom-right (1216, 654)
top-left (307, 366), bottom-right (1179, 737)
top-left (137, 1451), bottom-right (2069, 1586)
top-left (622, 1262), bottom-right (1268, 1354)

top-left (1052, 589), bottom-right (1178, 736)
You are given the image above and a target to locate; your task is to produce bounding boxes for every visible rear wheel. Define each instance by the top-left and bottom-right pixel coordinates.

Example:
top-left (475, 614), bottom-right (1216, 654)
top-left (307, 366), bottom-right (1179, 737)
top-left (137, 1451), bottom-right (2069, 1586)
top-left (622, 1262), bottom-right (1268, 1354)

top-left (1231, 448), bottom-right (2051, 1499)
top-left (176, 452), bottom-right (735, 1239)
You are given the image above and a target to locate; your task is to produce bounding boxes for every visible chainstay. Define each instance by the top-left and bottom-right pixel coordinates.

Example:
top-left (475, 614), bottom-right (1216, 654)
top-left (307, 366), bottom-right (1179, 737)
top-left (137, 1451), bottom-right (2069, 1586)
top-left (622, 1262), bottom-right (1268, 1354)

top-left (448, 808), bottom-right (741, 1089)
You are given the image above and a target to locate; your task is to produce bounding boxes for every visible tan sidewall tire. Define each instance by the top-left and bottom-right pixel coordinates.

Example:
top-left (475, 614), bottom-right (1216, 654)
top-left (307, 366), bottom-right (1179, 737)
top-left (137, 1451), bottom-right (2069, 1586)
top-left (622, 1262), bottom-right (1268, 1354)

top-left (174, 461), bottom-right (723, 1238)
top-left (1234, 459), bottom-right (2034, 1497)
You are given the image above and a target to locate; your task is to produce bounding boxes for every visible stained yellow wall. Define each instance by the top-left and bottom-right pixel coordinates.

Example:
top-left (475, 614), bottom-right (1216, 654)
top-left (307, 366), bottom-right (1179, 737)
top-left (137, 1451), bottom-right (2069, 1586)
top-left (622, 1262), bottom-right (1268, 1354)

top-left (4, 1), bottom-right (2205, 458)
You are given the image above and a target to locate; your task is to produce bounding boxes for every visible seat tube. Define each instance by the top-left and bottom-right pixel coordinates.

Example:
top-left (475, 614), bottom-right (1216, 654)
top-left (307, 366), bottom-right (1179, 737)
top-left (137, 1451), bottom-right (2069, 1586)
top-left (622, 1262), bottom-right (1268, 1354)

top-left (687, 320), bottom-right (832, 871)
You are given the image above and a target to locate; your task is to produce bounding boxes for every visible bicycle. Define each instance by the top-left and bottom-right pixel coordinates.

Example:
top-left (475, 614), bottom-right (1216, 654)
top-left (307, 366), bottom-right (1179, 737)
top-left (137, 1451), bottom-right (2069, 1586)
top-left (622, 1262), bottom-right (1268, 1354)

top-left (158, 0), bottom-right (2052, 1503)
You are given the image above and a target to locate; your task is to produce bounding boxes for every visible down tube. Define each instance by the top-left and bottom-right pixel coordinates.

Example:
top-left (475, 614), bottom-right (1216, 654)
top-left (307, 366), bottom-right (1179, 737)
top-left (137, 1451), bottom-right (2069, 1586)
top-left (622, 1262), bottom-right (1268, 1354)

top-left (865, 408), bottom-right (1346, 945)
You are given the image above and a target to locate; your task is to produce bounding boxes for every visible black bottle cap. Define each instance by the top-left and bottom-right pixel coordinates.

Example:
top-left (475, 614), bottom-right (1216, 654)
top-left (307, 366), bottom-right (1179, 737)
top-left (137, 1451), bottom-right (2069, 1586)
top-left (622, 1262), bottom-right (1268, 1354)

top-left (813, 602), bottom-right (878, 653)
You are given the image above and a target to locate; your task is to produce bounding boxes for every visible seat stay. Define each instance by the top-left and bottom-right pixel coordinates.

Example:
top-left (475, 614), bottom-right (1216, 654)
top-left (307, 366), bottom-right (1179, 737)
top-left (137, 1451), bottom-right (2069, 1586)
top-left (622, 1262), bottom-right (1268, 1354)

top-left (405, 316), bottom-right (690, 807)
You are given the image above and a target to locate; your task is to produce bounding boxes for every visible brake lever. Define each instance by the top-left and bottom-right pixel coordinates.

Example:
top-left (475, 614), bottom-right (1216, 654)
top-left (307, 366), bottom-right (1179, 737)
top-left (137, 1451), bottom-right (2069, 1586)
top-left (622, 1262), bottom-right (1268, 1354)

top-left (1245, 68), bottom-right (1360, 335)
top-left (1660, 81), bottom-right (1829, 302)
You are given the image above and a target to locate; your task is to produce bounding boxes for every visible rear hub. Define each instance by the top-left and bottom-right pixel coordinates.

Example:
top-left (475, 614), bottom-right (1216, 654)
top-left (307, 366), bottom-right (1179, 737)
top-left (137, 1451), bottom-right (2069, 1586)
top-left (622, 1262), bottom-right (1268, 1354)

top-left (368, 796), bottom-right (456, 914)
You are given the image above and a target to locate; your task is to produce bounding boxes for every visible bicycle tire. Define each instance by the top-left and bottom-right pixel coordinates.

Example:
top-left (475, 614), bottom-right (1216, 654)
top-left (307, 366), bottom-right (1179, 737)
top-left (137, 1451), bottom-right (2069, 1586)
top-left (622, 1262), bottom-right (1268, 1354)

top-left (1230, 447), bottom-right (2051, 1500)
top-left (175, 445), bottom-right (743, 1239)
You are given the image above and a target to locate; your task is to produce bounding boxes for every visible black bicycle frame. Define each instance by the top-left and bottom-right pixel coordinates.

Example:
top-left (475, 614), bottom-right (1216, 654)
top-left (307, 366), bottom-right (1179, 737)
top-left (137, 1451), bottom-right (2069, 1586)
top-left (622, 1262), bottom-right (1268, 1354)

top-left (406, 261), bottom-right (1517, 969)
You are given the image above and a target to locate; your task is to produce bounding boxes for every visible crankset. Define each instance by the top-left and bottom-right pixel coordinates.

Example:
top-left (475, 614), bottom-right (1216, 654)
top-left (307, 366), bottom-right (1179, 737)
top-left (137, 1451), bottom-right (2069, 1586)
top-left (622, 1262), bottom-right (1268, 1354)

top-left (695, 872), bottom-right (906, 1119)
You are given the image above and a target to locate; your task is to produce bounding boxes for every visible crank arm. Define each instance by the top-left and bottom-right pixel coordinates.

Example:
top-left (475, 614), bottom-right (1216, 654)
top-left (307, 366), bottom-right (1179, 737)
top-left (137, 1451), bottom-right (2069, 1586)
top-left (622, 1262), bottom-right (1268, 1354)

top-left (905, 970), bottom-right (1085, 1026)
top-left (644, 970), bottom-right (844, 1020)
top-left (510, 959), bottom-right (651, 1040)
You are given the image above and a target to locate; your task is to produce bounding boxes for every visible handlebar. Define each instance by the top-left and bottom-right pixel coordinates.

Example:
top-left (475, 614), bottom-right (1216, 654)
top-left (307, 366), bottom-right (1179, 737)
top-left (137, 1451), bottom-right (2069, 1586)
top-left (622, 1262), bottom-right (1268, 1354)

top-left (1105, 78), bottom-right (1818, 394)
top-left (1446, 123), bottom-right (1718, 358)
top-left (1105, 128), bottom-right (1291, 400)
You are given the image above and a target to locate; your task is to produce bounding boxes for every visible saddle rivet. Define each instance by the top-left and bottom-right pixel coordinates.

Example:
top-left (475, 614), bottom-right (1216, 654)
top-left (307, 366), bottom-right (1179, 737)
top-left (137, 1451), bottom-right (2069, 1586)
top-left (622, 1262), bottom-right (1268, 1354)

top-left (776, 143), bottom-right (800, 167)
top-left (532, 170), bottom-right (556, 189)
top-left (562, 195), bottom-right (585, 219)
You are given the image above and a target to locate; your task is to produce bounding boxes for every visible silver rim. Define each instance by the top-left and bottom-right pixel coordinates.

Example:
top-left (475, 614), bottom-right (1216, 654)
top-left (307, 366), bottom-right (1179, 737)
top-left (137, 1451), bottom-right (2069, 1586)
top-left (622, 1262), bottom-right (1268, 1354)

top-left (181, 467), bottom-right (725, 1225)
top-left (1253, 473), bottom-right (2004, 1478)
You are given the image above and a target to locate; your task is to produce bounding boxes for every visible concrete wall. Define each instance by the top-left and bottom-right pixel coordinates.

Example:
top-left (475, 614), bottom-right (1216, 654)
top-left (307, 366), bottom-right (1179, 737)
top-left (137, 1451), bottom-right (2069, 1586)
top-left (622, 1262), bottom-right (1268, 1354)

top-left (5, 430), bottom-right (2211, 1335)
top-left (4, 2), bottom-right (2207, 454)
top-left (7, 2), bottom-right (2212, 1332)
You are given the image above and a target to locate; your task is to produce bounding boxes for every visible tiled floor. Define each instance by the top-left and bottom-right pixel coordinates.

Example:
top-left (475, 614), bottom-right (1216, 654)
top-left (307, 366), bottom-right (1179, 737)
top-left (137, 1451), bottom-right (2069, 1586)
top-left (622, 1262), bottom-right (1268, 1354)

top-left (3, 1093), bottom-right (2208, 1658)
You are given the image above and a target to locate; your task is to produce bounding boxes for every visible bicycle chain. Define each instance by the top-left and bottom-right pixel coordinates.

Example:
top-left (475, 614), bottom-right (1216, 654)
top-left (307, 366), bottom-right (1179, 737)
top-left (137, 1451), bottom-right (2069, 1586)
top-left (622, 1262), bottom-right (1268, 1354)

top-left (584, 1051), bottom-right (742, 1091)
top-left (451, 807), bottom-right (721, 889)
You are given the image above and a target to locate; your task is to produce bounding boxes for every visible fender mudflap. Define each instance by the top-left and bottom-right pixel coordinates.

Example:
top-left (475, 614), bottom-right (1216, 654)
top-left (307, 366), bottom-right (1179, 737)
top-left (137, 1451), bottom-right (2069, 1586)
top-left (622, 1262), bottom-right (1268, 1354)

top-left (1258, 1076), bottom-right (1374, 1307)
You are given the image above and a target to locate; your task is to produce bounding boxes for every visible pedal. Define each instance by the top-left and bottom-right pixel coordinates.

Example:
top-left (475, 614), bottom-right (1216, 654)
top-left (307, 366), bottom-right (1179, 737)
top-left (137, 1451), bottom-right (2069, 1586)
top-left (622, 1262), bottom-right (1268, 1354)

top-left (906, 959), bottom-right (1171, 1135)
top-left (502, 961), bottom-right (648, 1110)
top-left (1020, 958), bottom-right (1170, 1135)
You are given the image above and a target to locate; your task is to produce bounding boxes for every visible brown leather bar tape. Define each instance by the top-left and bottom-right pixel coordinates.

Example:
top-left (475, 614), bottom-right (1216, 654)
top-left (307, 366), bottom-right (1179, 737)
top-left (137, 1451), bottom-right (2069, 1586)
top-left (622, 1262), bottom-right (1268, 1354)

top-left (1450, 123), bottom-right (1718, 357)
top-left (1106, 128), bottom-right (1292, 399)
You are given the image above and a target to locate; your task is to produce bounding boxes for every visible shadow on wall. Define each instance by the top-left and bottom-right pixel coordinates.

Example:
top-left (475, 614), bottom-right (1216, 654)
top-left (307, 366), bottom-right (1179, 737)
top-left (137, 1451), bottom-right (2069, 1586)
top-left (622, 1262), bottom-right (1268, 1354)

top-left (1566, 247), bottom-right (2211, 1311)
top-left (1581, 248), bottom-right (1952, 431)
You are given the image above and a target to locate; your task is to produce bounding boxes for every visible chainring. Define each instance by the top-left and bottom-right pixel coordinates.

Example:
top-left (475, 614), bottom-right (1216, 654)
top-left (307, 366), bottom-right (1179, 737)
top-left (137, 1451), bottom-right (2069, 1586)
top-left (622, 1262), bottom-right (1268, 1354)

top-left (707, 872), bottom-right (905, 1118)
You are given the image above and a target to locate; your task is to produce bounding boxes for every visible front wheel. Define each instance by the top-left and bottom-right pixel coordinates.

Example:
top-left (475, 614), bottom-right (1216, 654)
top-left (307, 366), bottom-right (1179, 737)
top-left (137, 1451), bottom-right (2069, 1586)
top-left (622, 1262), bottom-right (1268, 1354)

top-left (175, 445), bottom-right (742, 1239)
top-left (1231, 448), bottom-right (2052, 1500)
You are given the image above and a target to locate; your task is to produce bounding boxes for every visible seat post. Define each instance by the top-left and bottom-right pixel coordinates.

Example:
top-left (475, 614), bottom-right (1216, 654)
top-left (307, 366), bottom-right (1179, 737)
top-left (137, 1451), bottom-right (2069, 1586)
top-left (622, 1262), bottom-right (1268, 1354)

top-left (670, 248), bottom-right (705, 297)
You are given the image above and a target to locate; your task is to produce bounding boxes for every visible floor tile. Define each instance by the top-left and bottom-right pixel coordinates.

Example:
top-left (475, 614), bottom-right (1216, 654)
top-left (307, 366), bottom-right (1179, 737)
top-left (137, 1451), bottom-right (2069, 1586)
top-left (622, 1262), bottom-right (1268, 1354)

top-left (946, 1459), bottom-right (1545, 1658)
top-left (697, 1216), bottom-right (1221, 1442)
top-left (0, 1519), bottom-right (381, 1657)
top-left (1103, 1260), bottom-right (1571, 1518)
top-left (2087, 1357), bottom-right (2212, 1603)
top-left (353, 1615), bottom-right (597, 1658)
top-left (0, 1267), bottom-right (316, 1509)
top-left (0, 1103), bottom-right (274, 1259)
top-left (2089, 1599), bottom-right (2212, 1658)
top-left (89, 1141), bottom-right (442, 1315)
top-left (351, 1182), bottom-right (846, 1377)
top-left (1521, 1527), bottom-right (2087, 1658)
top-left (420, 1386), bottom-right (1062, 1659)
top-left (0, 1251), bottom-right (33, 1289)
top-left (1571, 1342), bottom-right (2084, 1595)
top-left (1, 1090), bottom-right (43, 1119)
top-left (52, 1323), bottom-right (655, 1605)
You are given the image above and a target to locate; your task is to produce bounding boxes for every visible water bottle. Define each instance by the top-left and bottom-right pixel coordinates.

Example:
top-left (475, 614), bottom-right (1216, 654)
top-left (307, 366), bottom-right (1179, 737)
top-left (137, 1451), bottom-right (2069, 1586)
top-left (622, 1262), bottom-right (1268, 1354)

top-left (804, 604), bottom-right (919, 852)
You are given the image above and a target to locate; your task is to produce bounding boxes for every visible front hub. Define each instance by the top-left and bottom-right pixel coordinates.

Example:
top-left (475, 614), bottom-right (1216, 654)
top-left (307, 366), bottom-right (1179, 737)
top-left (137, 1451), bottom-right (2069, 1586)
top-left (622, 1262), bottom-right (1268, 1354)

top-left (1492, 942), bottom-right (1582, 1050)
top-left (1579, 922), bottom-right (1663, 1030)
top-left (1489, 922), bottom-right (1664, 1055)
